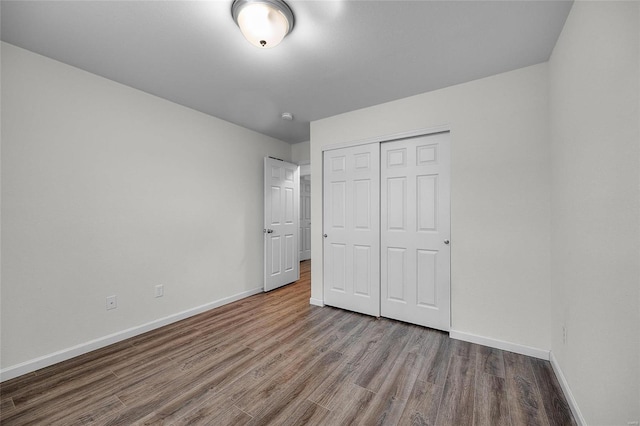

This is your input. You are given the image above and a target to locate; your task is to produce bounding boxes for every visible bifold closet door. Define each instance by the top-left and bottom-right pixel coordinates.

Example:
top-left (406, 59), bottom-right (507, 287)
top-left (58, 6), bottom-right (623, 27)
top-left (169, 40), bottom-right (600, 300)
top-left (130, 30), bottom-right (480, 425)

top-left (323, 144), bottom-right (380, 317)
top-left (381, 133), bottom-right (451, 331)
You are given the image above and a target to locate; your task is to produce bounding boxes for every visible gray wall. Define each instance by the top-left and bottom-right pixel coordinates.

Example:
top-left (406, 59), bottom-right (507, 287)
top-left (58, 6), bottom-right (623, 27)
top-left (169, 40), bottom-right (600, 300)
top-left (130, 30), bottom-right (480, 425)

top-left (549, 2), bottom-right (640, 423)
top-left (311, 63), bottom-right (552, 351)
top-left (1, 42), bottom-right (292, 373)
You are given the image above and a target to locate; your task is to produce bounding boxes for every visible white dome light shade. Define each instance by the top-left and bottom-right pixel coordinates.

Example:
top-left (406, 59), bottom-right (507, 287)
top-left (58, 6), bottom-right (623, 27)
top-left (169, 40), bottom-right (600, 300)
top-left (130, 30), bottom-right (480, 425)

top-left (232, 0), bottom-right (294, 48)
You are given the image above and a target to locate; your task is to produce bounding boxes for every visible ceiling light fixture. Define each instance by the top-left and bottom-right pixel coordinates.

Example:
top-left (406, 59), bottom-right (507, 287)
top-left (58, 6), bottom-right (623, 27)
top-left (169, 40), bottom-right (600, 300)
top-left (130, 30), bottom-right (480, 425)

top-left (231, 0), bottom-right (294, 49)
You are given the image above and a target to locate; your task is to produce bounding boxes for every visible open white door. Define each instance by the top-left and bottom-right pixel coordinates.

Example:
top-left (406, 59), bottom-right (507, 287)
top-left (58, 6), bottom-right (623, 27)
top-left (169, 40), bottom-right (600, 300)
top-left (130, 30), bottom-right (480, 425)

top-left (264, 157), bottom-right (299, 292)
top-left (380, 133), bottom-right (451, 331)
top-left (323, 144), bottom-right (380, 317)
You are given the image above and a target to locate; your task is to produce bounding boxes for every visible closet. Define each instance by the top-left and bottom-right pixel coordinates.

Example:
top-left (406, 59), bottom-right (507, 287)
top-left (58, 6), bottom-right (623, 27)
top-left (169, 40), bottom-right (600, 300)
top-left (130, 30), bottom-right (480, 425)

top-left (323, 132), bottom-right (451, 331)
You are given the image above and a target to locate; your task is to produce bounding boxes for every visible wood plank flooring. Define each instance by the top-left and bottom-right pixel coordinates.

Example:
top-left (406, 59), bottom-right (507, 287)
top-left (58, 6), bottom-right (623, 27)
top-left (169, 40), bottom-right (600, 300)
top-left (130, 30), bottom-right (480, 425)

top-left (0, 261), bottom-right (576, 425)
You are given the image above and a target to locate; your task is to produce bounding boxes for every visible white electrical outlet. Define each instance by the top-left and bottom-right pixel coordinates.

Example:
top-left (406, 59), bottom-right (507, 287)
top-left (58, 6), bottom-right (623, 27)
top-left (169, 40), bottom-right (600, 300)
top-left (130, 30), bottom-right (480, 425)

top-left (106, 295), bottom-right (117, 310)
top-left (155, 285), bottom-right (164, 298)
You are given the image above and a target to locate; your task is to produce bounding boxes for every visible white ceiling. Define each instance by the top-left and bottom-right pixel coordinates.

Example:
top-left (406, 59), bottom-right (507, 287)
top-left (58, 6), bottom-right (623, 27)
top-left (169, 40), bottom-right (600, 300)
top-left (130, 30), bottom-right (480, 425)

top-left (1, 0), bottom-right (572, 144)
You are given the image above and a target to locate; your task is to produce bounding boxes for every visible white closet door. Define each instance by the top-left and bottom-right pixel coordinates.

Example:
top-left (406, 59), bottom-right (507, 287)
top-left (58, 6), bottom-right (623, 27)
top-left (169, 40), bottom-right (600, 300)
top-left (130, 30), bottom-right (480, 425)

top-left (380, 133), bottom-right (451, 331)
top-left (323, 144), bottom-right (380, 317)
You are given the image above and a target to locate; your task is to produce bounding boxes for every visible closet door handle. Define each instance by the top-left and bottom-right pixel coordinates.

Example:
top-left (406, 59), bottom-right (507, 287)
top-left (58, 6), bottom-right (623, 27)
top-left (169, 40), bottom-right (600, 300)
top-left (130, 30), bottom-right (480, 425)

top-left (444, 239), bottom-right (450, 245)
top-left (323, 234), bottom-right (328, 238)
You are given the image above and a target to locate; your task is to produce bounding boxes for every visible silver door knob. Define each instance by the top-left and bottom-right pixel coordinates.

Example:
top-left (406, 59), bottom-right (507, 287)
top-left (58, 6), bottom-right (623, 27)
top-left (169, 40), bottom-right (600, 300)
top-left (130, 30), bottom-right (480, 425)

top-left (444, 239), bottom-right (450, 245)
top-left (265, 229), bottom-right (274, 234)
top-left (323, 234), bottom-right (328, 238)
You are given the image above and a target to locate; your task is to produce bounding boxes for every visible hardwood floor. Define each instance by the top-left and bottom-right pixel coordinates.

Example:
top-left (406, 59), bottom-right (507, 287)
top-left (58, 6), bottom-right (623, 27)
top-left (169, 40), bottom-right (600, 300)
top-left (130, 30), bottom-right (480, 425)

top-left (0, 261), bottom-right (575, 425)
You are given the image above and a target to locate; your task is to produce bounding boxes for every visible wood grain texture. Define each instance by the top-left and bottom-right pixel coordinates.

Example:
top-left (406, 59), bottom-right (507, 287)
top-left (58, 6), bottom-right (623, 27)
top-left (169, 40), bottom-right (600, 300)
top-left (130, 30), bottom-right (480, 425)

top-left (0, 260), bottom-right (575, 425)
top-left (477, 345), bottom-right (506, 378)
top-left (506, 375), bottom-right (551, 426)
top-left (435, 354), bottom-right (476, 426)
top-left (530, 358), bottom-right (577, 426)
top-left (474, 374), bottom-right (510, 426)
top-left (398, 379), bottom-right (443, 426)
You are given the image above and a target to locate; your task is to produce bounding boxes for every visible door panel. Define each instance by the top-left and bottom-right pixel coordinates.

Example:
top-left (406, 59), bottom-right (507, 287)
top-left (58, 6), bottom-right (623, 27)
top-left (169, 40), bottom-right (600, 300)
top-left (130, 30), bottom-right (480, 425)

top-left (331, 181), bottom-right (346, 228)
top-left (381, 133), bottom-right (450, 331)
top-left (264, 157), bottom-right (299, 291)
top-left (354, 180), bottom-right (371, 229)
top-left (386, 247), bottom-right (406, 301)
top-left (323, 144), bottom-right (380, 317)
top-left (417, 249), bottom-right (437, 306)
top-left (417, 175), bottom-right (437, 231)
top-left (285, 234), bottom-right (295, 270)
top-left (285, 187), bottom-right (294, 223)
top-left (330, 243), bottom-right (346, 291)
top-left (387, 177), bottom-right (406, 230)
top-left (271, 186), bottom-right (281, 222)
top-left (353, 245), bottom-right (371, 296)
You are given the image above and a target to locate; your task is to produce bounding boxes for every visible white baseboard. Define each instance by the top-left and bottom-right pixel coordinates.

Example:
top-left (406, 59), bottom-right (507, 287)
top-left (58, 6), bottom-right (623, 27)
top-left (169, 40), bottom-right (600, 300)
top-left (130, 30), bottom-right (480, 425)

top-left (0, 287), bottom-right (263, 382)
top-left (549, 351), bottom-right (587, 426)
top-left (309, 297), bottom-right (324, 307)
top-left (449, 330), bottom-right (550, 360)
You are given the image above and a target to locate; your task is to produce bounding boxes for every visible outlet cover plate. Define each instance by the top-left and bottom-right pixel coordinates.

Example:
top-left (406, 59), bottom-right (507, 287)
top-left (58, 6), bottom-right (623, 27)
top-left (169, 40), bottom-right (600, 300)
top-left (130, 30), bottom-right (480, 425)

top-left (106, 295), bottom-right (117, 310)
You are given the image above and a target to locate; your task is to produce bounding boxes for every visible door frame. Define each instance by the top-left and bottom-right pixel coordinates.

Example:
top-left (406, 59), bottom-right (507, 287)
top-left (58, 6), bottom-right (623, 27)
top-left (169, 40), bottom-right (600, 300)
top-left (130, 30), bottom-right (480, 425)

top-left (321, 125), bottom-right (452, 326)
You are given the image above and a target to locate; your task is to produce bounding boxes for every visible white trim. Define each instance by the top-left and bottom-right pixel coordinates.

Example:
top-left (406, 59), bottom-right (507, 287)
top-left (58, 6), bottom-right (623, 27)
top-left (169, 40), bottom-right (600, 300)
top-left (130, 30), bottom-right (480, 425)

top-left (549, 352), bottom-right (587, 426)
top-left (309, 297), bottom-right (324, 307)
top-left (449, 330), bottom-right (550, 360)
top-left (321, 125), bottom-right (452, 152)
top-left (0, 287), bottom-right (263, 382)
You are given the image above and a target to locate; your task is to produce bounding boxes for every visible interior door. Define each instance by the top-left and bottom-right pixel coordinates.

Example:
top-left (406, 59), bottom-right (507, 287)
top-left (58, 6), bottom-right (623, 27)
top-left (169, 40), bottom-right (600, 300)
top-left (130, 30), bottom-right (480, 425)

top-left (323, 144), bottom-right (380, 317)
top-left (264, 157), bottom-right (300, 292)
top-left (299, 176), bottom-right (311, 261)
top-left (380, 133), bottom-right (451, 330)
